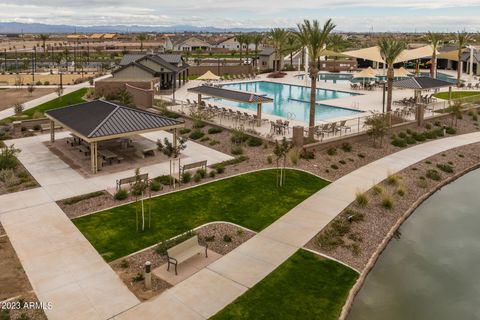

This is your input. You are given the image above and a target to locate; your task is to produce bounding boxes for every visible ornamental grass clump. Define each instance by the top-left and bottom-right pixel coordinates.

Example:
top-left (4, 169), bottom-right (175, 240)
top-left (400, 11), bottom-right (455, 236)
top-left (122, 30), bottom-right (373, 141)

top-left (355, 191), bottom-right (369, 207)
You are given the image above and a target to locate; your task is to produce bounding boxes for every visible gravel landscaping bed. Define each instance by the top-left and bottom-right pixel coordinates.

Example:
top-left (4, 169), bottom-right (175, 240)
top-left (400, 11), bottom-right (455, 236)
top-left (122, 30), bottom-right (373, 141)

top-left (306, 142), bottom-right (480, 271)
top-left (109, 222), bottom-right (254, 301)
top-left (0, 292), bottom-right (48, 320)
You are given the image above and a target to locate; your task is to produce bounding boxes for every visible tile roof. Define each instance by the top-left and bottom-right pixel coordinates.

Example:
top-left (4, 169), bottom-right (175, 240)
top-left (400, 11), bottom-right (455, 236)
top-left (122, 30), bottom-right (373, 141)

top-left (46, 100), bottom-right (182, 140)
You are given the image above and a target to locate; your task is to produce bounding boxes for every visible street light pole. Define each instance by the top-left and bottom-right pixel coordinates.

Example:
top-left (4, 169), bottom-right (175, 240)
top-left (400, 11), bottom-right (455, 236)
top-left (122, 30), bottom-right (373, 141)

top-left (382, 81), bottom-right (386, 114)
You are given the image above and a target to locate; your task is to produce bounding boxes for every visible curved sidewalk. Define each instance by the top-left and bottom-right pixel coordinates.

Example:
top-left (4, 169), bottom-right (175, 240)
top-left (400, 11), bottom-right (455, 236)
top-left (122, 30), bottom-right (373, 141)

top-left (114, 132), bottom-right (480, 320)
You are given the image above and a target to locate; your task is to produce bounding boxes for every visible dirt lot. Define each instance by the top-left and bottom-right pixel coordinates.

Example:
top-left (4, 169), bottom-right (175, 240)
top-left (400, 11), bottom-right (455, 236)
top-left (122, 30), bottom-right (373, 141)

top-left (0, 236), bottom-right (32, 300)
top-left (0, 88), bottom-right (55, 111)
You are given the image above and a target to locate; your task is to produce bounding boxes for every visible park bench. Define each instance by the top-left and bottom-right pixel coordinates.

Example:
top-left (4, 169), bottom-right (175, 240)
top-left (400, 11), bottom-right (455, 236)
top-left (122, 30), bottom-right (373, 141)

top-left (181, 160), bottom-right (207, 175)
top-left (167, 235), bottom-right (208, 275)
top-left (116, 173), bottom-right (148, 191)
top-left (40, 123), bottom-right (62, 132)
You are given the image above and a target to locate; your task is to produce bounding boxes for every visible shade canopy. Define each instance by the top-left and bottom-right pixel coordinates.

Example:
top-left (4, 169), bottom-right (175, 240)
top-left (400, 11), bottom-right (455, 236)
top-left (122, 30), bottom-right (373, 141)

top-left (343, 45), bottom-right (436, 64)
top-left (188, 85), bottom-right (273, 104)
top-left (393, 77), bottom-right (453, 90)
top-left (45, 100), bottom-right (184, 142)
top-left (196, 70), bottom-right (221, 81)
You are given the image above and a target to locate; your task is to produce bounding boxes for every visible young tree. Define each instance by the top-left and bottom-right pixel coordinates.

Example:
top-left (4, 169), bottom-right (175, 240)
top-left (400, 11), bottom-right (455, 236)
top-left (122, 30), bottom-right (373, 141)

top-left (273, 137), bottom-right (292, 187)
top-left (295, 19), bottom-right (336, 141)
top-left (132, 168), bottom-right (149, 232)
top-left (27, 84), bottom-right (35, 96)
top-left (364, 112), bottom-right (388, 148)
top-left (448, 100), bottom-right (463, 127)
top-left (13, 103), bottom-right (24, 115)
top-left (378, 38), bottom-right (406, 124)
top-left (251, 33), bottom-right (264, 69)
top-left (269, 28), bottom-right (289, 71)
top-left (137, 33), bottom-right (148, 52)
top-left (455, 32), bottom-right (471, 87)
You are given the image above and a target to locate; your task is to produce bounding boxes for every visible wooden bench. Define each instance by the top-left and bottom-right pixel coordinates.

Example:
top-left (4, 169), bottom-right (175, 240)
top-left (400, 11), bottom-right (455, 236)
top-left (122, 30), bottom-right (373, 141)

top-left (181, 160), bottom-right (207, 175)
top-left (116, 173), bottom-right (148, 191)
top-left (167, 235), bottom-right (208, 275)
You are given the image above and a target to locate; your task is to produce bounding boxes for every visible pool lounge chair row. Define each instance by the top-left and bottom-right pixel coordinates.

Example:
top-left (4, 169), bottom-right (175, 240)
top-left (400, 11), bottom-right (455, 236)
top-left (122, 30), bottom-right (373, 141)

top-left (313, 121), bottom-right (352, 140)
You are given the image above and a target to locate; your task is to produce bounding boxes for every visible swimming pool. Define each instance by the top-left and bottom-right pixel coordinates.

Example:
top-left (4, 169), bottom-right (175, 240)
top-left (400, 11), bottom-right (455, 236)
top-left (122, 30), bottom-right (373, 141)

top-left (211, 81), bottom-right (362, 123)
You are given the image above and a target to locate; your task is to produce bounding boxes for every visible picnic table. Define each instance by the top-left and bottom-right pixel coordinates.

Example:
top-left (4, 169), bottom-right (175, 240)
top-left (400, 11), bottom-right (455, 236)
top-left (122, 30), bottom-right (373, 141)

top-left (98, 149), bottom-right (118, 164)
top-left (133, 140), bottom-right (157, 158)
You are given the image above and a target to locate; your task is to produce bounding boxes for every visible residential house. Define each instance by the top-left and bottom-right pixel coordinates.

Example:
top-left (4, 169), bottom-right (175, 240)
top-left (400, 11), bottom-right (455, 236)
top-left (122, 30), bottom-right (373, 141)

top-left (258, 47), bottom-right (283, 71)
top-left (173, 37), bottom-right (211, 52)
top-left (214, 37), bottom-right (258, 51)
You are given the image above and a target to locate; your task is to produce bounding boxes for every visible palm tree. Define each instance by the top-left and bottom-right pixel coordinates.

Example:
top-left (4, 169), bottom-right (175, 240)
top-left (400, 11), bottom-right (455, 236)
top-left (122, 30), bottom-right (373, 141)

top-left (38, 34), bottom-right (49, 53)
top-left (378, 38), bottom-right (406, 123)
top-left (295, 19), bottom-right (336, 141)
top-left (244, 34), bottom-right (252, 62)
top-left (269, 28), bottom-right (288, 72)
top-left (327, 34), bottom-right (344, 72)
top-left (251, 33), bottom-right (264, 69)
top-left (235, 34), bottom-right (246, 63)
top-left (455, 32), bottom-right (471, 87)
top-left (137, 33), bottom-right (148, 52)
top-left (285, 33), bottom-right (300, 68)
top-left (424, 32), bottom-right (443, 78)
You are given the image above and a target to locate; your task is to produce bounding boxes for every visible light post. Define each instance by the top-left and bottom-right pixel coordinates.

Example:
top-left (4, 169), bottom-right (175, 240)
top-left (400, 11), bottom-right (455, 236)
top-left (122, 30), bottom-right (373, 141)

top-left (382, 81), bottom-right (387, 114)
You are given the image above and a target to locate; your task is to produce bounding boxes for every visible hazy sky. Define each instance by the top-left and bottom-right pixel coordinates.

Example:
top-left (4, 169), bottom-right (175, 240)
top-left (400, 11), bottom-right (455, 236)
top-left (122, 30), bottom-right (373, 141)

top-left (1, 0), bottom-right (480, 31)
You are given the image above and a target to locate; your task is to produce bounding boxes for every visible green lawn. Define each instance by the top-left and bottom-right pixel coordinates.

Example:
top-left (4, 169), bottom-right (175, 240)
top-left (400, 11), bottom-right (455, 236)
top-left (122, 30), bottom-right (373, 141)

top-left (211, 250), bottom-right (358, 320)
top-left (22, 88), bottom-right (88, 119)
top-left (73, 169), bottom-right (329, 261)
top-left (434, 91), bottom-right (480, 100)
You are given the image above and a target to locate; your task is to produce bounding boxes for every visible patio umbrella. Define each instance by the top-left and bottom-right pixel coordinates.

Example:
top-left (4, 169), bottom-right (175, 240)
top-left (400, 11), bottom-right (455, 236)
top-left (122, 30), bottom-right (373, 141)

top-left (351, 69), bottom-right (377, 83)
top-left (365, 67), bottom-right (378, 76)
top-left (394, 67), bottom-right (411, 78)
top-left (197, 70), bottom-right (221, 81)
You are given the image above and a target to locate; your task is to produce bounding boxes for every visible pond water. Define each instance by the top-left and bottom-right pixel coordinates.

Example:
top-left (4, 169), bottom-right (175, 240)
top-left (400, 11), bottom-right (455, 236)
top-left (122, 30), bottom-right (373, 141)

top-left (348, 168), bottom-right (480, 320)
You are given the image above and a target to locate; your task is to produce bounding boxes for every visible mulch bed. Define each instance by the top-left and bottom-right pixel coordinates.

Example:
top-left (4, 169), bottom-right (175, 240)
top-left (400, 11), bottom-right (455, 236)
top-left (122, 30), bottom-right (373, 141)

top-left (109, 222), bottom-right (255, 301)
top-left (305, 142), bottom-right (480, 271)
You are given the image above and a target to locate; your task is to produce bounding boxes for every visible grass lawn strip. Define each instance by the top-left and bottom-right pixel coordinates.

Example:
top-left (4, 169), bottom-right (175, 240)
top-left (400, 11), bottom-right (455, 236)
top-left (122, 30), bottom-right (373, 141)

top-left (21, 88), bottom-right (88, 119)
top-left (73, 169), bottom-right (329, 261)
top-left (434, 91), bottom-right (480, 100)
top-left (211, 249), bottom-right (358, 320)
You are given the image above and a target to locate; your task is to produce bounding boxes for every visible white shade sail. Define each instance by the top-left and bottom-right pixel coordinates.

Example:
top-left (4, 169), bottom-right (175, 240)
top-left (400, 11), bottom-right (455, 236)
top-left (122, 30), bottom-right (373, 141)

top-left (197, 70), bottom-right (221, 81)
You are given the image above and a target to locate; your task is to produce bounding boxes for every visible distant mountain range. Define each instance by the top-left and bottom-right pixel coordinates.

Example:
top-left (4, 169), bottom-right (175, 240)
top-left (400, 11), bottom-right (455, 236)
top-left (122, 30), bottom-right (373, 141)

top-left (0, 22), bottom-right (269, 34)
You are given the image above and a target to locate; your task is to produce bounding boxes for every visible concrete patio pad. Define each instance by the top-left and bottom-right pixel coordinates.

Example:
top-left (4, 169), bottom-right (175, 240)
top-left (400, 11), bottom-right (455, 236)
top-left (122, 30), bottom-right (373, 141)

top-left (153, 249), bottom-right (222, 286)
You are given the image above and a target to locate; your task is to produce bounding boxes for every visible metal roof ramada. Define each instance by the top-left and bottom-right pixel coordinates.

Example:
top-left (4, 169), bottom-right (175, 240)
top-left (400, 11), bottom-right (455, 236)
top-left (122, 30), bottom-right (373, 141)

top-left (188, 85), bottom-right (273, 104)
top-left (393, 77), bottom-right (453, 90)
top-left (46, 100), bottom-right (182, 140)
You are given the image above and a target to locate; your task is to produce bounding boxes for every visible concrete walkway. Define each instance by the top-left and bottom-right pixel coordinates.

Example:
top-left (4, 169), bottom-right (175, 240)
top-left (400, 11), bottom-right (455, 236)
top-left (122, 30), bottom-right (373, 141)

top-left (2, 132), bottom-right (480, 319)
top-left (114, 132), bottom-right (480, 319)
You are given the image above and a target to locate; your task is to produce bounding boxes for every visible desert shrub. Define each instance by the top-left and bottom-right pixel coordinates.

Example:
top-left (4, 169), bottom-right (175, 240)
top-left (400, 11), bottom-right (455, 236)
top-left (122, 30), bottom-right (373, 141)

top-left (247, 136), bottom-right (263, 147)
top-left (398, 131), bottom-right (407, 139)
top-left (120, 260), bottom-right (129, 268)
top-left (386, 174), bottom-right (400, 186)
top-left (372, 185), bottom-right (383, 195)
top-left (473, 114), bottom-right (478, 121)
top-left (209, 170), bottom-right (216, 178)
top-left (114, 188), bottom-right (128, 200)
top-left (132, 273), bottom-right (144, 282)
top-left (193, 172), bottom-right (203, 182)
top-left (0, 169), bottom-right (19, 187)
top-left (316, 229), bottom-right (345, 250)
top-left (231, 130), bottom-right (249, 144)
top-left (341, 142), bottom-right (352, 152)
top-left (301, 150), bottom-right (315, 159)
top-left (209, 140), bottom-right (220, 146)
top-left (154, 175), bottom-right (175, 186)
top-left (391, 138), bottom-right (407, 148)
top-left (425, 123), bottom-right (432, 130)
top-left (412, 132), bottom-right (426, 142)
top-left (331, 218), bottom-right (351, 237)
top-left (326, 147), bottom-right (337, 156)
top-left (208, 127), bottom-right (223, 134)
top-left (196, 169), bottom-right (207, 178)
top-left (417, 179), bottom-right (428, 188)
top-left (215, 165), bottom-right (225, 174)
top-left (405, 136), bottom-right (416, 145)
top-left (231, 145), bottom-right (244, 155)
top-left (205, 235), bottom-right (215, 242)
top-left (330, 164), bottom-right (339, 170)
top-left (0, 145), bottom-right (20, 170)
top-left (63, 191), bottom-right (104, 205)
top-left (425, 160), bottom-right (432, 164)
top-left (426, 169), bottom-right (441, 181)
top-left (149, 180), bottom-right (162, 191)
top-left (381, 194), bottom-right (394, 210)
top-left (182, 171), bottom-right (192, 183)
top-left (266, 155), bottom-right (273, 164)
top-left (289, 149), bottom-right (300, 166)
top-left (344, 209), bottom-right (365, 223)
top-left (458, 154), bottom-right (464, 158)
top-left (200, 137), bottom-right (210, 142)
top-left (32, 111), bottom-right (44, 119)
top-left (355, 191), bottom-right (369, 207)
top-left (179, 128), bottom-right (191, 134)
top-left (192, 120), bottom-right (205, 128)
top-left (33, 124), bottom-right (41, 131)
top-left (397, 186), bottom-right (406, 197)
top-left (348, 232), bottom-right (363, 242)
top-left (446, 127), bottom-right (456, 134)
top-left (223, 234), bottom-right (232, 242)
top-left (13, 103), bottom-right (24, 115)
top-left (189, 130), bottom-right (204, 140)
top-left (437, 163), bottom-right (454, 173)
top-left (357, 153), bottom-right (365, 158)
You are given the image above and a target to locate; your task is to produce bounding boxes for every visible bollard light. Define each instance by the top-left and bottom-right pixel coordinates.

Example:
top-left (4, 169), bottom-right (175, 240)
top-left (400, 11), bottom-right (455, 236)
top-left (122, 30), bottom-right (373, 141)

top-left (144, 261), bottom-right (152, 290)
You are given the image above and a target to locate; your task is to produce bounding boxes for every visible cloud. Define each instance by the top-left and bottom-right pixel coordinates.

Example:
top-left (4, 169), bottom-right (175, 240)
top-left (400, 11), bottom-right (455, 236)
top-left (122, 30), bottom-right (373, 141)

top-left (0, 0), bottom-right (479, 31)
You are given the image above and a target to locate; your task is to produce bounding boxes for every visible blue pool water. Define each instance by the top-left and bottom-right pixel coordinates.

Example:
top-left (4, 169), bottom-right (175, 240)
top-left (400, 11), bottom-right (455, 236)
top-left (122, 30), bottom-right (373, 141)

top-left (211, 81), bottom-right (361, 123)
